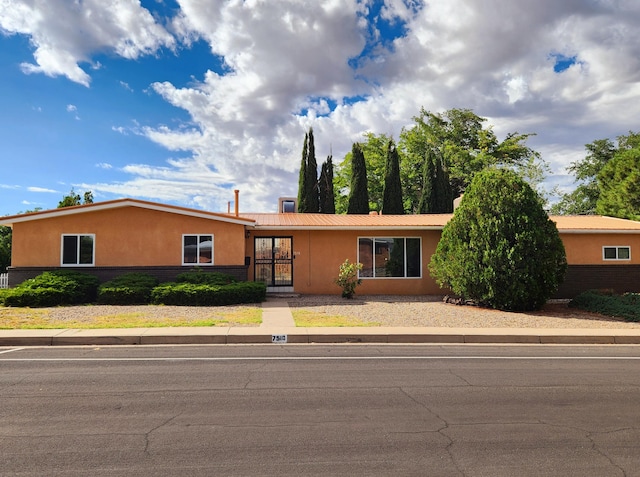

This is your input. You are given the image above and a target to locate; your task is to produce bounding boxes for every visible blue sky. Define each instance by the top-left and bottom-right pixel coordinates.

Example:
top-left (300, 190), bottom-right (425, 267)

top-left (1, 0), bottom-right (640, 215)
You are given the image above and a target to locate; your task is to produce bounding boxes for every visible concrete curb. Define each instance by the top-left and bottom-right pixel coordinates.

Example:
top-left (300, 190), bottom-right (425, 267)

top-left (2, 326), bottom-right (640, 346)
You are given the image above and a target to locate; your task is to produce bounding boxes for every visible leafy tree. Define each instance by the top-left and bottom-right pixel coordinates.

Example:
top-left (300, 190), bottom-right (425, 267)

top-left (0, 225), bottom-right (11, 272)
top-left (429, 168), bottom-right (567, 311)
top-left (381, 140), bottom-right (404, 214)
top-left (596, 146), bottom-right (640, 220)
top-left (347, 143), bottom-right (370, 214)
top-left (335, 132), bottom-right (392, 213)
top-left (551, 132), bottom-right (640, 215)
top-left (399, 108), bottom-right (542, 212)
top-left (319, 156), bottom-right (336, 214)
top-left (58, 188), bottom-right (94, 208)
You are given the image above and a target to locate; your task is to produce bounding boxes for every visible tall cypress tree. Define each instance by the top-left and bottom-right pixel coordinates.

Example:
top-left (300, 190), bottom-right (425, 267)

top-left (418, 150), bottom-right (435, 213)
top-left (319, 155), bottom-right (336, 214)
top-left (306, 128), bottom-right (320, 212)
top-left (297, 132), bottom-right (309, 212)
top-left (347, 143), bottom-right (369, 214)
top-left (381, 140), bottom-right (404, 214)
top-left (433, 154), bottom-right (454, 213)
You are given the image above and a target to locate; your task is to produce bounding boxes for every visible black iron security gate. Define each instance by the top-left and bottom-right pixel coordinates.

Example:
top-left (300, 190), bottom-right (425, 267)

top-left (254, 237), bottom-right (293, 287)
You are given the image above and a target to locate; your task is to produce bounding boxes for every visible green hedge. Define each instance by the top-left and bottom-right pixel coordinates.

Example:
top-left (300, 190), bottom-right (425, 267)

top-left (175, 270), bottom-right (238, 285)
top-left (1, 270), bottom-right (263, 308)
top-left (569, 290), bottom-right (640, 322)
top-left (151, 281), bottom-right (266, 306)
top-left (3, 270), bottom-right (99, 307)
top-left (97, 272), bottom-right (159, 305)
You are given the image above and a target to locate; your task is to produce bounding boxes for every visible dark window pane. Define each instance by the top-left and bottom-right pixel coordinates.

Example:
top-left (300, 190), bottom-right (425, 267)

top-left (374, 238), bottom-right (394, 277)
top-left (198, 235), bottom-right (212, 263)
top-left (603, 247), bottom-right (617, 260)
top-left (79, 235), bottom-right (94, 264)
top-left (386, 238), bottom-right (405, 277)
top-left (183, 235), bottom-right (197, 263)
top-left (618, 247), bottom-right (630, 260)
top-left (358, 238), bottom-right (373, 277)
top-left (62, 236), bottom-right (78, 264)
top-left (406, 238), bottom-right (421, 277)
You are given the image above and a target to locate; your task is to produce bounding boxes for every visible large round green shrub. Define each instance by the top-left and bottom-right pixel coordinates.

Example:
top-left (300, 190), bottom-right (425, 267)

top-left (429, 168), bottom-right (567, 311)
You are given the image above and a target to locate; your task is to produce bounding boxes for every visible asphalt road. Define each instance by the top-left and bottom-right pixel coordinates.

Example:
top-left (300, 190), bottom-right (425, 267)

top-left (2, 344), bottom-right (640, 476)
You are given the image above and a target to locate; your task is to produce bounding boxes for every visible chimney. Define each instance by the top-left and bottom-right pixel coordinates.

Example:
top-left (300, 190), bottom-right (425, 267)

top-left (234, 190), bottom-right (239, 217)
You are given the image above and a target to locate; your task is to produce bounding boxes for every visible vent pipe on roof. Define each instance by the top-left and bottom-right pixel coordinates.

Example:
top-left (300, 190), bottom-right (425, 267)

top-left (234, 190), bottom-right (239, 217)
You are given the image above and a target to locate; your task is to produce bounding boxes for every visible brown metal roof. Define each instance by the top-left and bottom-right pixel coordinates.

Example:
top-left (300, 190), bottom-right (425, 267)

top-left (241, 213), bottom-right (453, 229)
top-left (2, 197), bottom-right (639, 233)
top-left (550, 215), bottom-right (640, 232)
top-left (243, 212), bottom-right (640, 233)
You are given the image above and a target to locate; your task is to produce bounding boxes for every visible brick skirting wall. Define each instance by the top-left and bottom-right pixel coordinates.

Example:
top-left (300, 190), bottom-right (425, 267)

top-left (7, 264), bottom-right (639, 299)
top-left (6, 265), bottom-right (248, 288)
top-left (554, 265), bottom-right (640, 298)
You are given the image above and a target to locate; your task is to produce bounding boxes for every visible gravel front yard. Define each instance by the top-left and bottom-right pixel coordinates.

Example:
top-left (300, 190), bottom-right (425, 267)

top-left (287, 295), bottom-right (640, 329)
top-left (2, 295), bottom-right (638, 329)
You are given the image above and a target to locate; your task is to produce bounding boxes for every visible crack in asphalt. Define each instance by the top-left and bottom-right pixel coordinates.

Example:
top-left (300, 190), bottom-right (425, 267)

top-left (398, 387), bottom-right (467, 476)
top-left (144, 413), bottom-right (182, 456)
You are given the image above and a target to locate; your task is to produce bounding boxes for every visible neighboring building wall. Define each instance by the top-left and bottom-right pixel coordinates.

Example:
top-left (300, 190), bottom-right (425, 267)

top-left (560, 233), bottom-right (640, 265)
top-left (10, 206), bottom-right (247, 267)
top-left (247, 229), bottom-right (443, 295)
top-left (554, 233), bottom-right (640, 297)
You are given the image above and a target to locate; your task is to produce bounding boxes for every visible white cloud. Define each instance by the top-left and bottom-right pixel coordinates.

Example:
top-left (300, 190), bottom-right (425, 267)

top-left (0, 0), bottom-right (175, 86)
top-left (96, 163), bottom-right (113, 170)
top-left (27, 186), bottom-right (58, 193)
top-left (66, 104), bottom-right (77, 113)
top-left (13, 0), bottom-right (640, 211)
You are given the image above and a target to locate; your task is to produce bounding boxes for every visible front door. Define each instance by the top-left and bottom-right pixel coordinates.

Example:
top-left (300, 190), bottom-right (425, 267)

top-left (254, 237), bottom-right (293, 288)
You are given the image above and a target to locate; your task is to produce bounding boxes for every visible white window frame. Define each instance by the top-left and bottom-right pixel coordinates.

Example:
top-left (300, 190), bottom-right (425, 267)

top-left (602, 246), bottom-right (631, 261)
top-left (357, 236), bottom-right (422, 279)
top-left (60, 234), bottom-right (95, 267)
top-left (182, 234), bottom-right (214, 266)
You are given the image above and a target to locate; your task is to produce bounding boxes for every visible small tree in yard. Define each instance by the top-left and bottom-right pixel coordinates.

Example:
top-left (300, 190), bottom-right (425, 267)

top-left (335, 259), bottom-right (363, 299)
top-left (429, 168), bottom-right (567, 311)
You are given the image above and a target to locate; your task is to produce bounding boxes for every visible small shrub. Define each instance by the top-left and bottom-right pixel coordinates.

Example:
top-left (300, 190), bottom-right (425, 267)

top-left (569, 290), bottom-right (640, 322)
top-left (151, 281), bottom-right (266, 306)
top-left (176, 269), bottom-right (237, 286)
top-left (97, 272), bottom-right (159, 305)
top-left (3, 270), bottom-right (99, 307)
top-left (0, 288), bottom-right (9, 305)
top-left (334, 259), bottom-right (363, 299)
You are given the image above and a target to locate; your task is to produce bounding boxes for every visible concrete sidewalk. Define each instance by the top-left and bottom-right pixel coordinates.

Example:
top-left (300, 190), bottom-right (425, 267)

top-left (1, 298), bottom-right (640, 346)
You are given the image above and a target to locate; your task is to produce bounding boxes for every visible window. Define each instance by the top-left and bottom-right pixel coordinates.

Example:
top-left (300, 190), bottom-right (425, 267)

top-left (603, 246), bottom-right (631, 261)
top-left (183, 235), bottom-right (213, 265)
top-left (61, 234), bottom-right (95, 266)
top-left (358, 237), bottom-right (421, 278)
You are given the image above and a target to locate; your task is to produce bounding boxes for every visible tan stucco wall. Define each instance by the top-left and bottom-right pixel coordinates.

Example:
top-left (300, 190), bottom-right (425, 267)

top-left (247, 229), bottom-right (444, 295)
top-left (11, 207), bottom-right (247, 267)
top-left (560, 233), bottom-right (640, 264)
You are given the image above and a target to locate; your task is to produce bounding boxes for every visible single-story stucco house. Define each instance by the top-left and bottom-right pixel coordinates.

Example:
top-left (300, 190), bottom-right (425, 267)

top-left (1, 195), bottom-right (640, 298)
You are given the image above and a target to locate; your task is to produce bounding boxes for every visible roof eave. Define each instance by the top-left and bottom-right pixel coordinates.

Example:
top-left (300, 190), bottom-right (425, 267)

top-left (0, 199), bottom-right (256, 226)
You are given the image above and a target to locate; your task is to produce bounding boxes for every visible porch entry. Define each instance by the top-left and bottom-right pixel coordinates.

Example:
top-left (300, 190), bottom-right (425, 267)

top-left (254, 237), bottom-right (293, 290)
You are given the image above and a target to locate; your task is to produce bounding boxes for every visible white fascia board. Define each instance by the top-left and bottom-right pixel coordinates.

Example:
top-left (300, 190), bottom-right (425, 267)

top-left (0, 199), bottom-right (255, 226)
